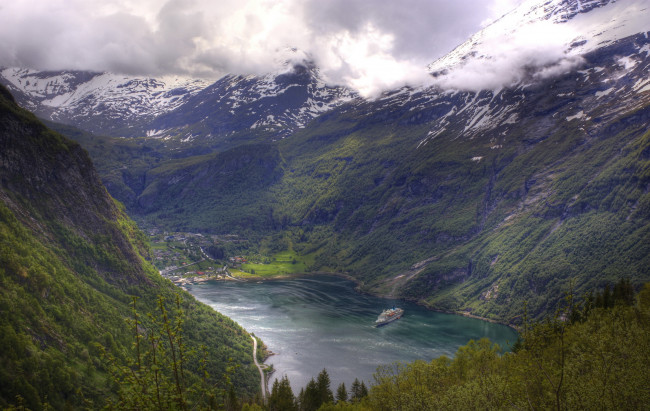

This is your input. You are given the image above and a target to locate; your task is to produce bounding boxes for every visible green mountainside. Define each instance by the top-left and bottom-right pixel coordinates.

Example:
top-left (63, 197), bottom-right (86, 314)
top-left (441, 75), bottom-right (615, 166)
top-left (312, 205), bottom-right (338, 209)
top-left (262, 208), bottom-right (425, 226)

top-left (0, 85), bottom-right (260, 408)
top-left (63, 80), bottom-right (649, 325)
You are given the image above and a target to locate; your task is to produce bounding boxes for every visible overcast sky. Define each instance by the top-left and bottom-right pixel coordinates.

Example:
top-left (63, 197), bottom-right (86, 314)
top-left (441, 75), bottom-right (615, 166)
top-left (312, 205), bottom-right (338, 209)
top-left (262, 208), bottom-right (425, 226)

top-left (1, 0), bottom-right (524, 96)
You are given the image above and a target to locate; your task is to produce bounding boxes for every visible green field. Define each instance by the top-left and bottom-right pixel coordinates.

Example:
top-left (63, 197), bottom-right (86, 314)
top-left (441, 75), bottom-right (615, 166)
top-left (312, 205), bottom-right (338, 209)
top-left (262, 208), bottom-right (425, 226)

top-left (238, 250), bottom-right (313, 277)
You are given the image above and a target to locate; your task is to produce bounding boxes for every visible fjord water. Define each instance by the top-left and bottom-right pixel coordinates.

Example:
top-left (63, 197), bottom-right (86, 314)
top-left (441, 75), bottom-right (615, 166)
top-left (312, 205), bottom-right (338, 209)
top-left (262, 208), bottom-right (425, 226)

top-left (187, 275), bottom-right (517, 391)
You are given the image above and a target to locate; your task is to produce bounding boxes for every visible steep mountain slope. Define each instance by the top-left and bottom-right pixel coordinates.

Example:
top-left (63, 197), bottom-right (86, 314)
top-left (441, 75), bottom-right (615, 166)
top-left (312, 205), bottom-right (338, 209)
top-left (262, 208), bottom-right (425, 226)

top-left (0, 85), bottom-right (259, 408)
top-left (0, 68), bottom-right (210, 136)
top-left (273, 11), bottom-right (650, 322)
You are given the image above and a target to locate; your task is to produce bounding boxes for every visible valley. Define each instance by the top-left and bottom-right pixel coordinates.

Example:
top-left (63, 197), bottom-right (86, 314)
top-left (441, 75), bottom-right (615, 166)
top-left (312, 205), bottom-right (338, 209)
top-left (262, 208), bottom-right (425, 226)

top-left (53, 32), bottom-right (650, 324)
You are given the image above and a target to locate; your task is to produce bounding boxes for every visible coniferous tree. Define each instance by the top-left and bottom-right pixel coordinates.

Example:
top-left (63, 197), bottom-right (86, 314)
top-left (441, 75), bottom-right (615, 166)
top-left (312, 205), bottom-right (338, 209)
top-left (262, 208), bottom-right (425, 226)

top-left (592, 280), bottom-right (636, 311)
top-left (269, 378), bottom-right (280, 410)
top-left (225, 385), bottom-right (240, 411)
top-left (603, 284), bottom-right (612, 308)
top-left (297, 387), bottom-right (305, 409)
top-left (336, 382), bottom-right (347, 403)
top-left (350, 378), bottom-right (361, 402)
top-left (359, 381), bottom-right (368, 399)
top-left (316, 368), bottom-right (334, 406)
top-left (595, 291), bottom-right (604, 309)
top-left (269, 375), bottom-right (296, 411)
top-left (612, 278), bottom-right (635, 306)
top-left (582, 290), bottom-right (595, 319)
top-left (301, 378), bottom-right (320, 411)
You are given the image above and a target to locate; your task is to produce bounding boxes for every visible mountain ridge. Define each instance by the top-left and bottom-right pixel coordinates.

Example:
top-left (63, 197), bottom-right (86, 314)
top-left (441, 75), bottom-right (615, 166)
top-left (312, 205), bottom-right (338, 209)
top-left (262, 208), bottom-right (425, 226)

top-left (0, 67), bottom-right (211, 136)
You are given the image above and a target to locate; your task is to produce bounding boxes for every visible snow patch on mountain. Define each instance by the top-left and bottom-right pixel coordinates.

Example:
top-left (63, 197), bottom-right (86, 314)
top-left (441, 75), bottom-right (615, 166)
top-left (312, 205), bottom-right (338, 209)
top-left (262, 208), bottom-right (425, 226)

top-left (428, 0), bottom-right (650, 91)
top-left (146, 62), bottom-right (359, 142)
top-left (0, 67), bottom-right (211, 134)
top-left (595, 87), bottom-right (615, 97)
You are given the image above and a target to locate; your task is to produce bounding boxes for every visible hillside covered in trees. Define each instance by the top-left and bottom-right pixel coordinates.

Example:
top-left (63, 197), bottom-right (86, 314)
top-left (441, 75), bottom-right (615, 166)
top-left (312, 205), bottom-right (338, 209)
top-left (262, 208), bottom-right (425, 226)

top-left (0, 84), bottom-right (261, 408)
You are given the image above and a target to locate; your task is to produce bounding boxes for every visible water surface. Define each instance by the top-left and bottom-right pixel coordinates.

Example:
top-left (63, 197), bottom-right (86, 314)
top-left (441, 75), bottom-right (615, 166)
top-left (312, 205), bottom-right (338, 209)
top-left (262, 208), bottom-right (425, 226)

top-left (187, 275), bottom-right (517, 391)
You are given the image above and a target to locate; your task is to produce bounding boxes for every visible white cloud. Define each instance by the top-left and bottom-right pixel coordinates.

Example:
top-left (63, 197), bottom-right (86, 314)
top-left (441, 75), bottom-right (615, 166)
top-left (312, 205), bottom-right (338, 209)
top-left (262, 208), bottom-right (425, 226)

top-left (0, 0), bottom-right (501, 96)
top-left (0, 0), bottom-right (602, 96)
top-left (307, 22), bottom-right (434, 97)
top-left (433, 17), bottom-right (584, 91)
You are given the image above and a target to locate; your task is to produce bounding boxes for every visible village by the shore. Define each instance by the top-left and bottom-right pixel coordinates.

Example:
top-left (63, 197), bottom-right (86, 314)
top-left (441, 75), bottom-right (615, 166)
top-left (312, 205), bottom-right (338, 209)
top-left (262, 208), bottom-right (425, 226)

top-left (148, 229), bottom-right (251, 287)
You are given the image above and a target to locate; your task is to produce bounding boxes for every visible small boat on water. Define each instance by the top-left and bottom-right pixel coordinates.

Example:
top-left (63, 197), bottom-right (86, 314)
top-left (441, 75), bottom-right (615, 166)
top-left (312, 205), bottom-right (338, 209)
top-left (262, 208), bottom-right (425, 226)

top-left (375, 306), bottom-right (404, 326)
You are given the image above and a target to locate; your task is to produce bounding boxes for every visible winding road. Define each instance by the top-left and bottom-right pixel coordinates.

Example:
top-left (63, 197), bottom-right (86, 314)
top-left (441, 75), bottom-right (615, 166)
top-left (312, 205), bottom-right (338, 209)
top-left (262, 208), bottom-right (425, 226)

top-left (251, 335), bottom-right (267, 401)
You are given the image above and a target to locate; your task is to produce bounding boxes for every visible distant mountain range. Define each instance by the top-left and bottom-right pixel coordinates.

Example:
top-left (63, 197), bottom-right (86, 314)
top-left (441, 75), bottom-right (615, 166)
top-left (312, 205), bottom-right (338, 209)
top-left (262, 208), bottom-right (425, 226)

top-left (0, 59), bottom-right (358, 147)
top-left (2, 0), bottom-right (649, 323)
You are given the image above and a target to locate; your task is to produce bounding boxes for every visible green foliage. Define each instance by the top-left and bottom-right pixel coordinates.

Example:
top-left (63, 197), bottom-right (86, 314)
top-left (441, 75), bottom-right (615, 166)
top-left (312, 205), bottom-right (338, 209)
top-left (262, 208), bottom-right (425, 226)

top-left (335, 383), bottom-right (347, 404)
top-left (300, 379), bottom-right (320, 411)
top-left (0, 196), bottom-right (259, 408)
top-left (349, 379), bottom-right (368, 404)
top-left (99, 295), bottom-right (240, 410)
top-left (316, 369), bottom-right (335, 406)
top-left (268, 376), bottom-right (297, 411)
top-left (135, 143), bottom-right (284, 234)
top-left (294, 370), bottom-right (337, 411)
top-left (0, 200), bottom-right (126, 409)
top-left (239, 250), bottom-right (312, 278)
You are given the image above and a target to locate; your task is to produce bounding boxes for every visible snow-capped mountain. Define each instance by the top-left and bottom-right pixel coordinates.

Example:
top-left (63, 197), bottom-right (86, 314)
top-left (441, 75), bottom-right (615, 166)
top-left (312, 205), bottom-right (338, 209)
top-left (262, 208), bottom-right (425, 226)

top-left (360, 0), bottom-right (650, 148)
top-left (349, 25), bottom-right (648, 153)
top-left (144, 61), bottom-right (358, 145)
top-left (147, 0), bottom-right (650, 152)
top-left (0, 60), bottom-right (358, 144)
top-left (0, 68), bottom-right (210, 135)
top-left (0, 0), bottom-right (646, 148)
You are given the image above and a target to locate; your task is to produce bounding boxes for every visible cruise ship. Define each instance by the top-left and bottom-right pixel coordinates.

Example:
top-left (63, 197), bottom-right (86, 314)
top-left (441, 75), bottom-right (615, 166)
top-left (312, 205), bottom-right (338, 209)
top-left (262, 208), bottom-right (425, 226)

top-left (375, 306), bottom-right (404, 326)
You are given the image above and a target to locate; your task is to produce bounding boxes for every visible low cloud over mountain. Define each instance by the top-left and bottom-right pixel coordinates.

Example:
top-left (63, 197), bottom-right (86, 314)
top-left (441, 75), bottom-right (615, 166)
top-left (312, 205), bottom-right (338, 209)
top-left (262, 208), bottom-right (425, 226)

top-left (0, 0), bottom-right (512, 96)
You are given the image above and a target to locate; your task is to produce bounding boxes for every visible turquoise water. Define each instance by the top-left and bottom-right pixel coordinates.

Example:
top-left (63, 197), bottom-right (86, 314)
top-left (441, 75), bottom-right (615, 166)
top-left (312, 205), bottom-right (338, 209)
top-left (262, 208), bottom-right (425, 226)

top-left (186, 275), bottom-right (518, 391)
